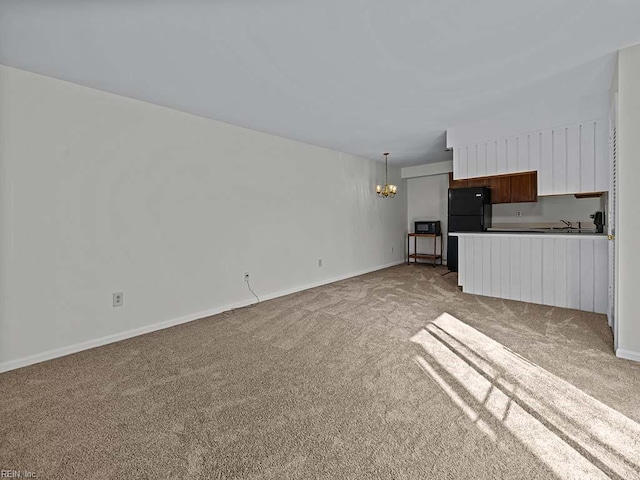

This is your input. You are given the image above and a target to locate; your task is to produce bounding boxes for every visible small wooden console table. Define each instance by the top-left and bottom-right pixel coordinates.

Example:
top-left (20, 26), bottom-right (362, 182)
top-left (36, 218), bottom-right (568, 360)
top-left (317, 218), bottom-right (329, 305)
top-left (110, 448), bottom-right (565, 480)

top-left (407, 233), bottom-right (443, 267)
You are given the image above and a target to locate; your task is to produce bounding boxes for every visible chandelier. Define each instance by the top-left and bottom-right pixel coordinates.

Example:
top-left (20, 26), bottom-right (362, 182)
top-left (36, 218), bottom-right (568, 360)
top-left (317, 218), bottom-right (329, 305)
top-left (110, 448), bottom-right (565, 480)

top-left (376, 153), bottom-right (397, 198)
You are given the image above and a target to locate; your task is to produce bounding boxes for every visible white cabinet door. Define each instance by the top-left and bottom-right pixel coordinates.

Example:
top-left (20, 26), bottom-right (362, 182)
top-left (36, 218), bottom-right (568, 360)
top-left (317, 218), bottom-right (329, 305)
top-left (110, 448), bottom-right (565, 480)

top-left (580, 240), bottom-right (595, 312)
top-left (594, 240), bottom-right (608, 315)
top-left (510, 237), bottom-right (522, 301)
top-left (529, 132), bottom-right (541, 176)
top-left (453, 147), bottom-right (459, 180)
top-left (595, 119), bottom-right (610, 192)
top-left (552, 127), bottom-right (567, 195)
top-left (477, 143), bottom-right (488, 177)
top-left (518, 135), bottom-right (529, 172)
top-left (539, 129), bottom-right (554, 196)
top-left (496, 139), bottom-right (508, 175)
top-left (567, 238), bottom-right (581, 310)
top-left (468, 145), bottom-right (478, 178)
top-left (530, 237), bottom-right (543, 305)
top-left (486, 141), bottom-right (498, 176)
top-left (490, 238), bottom-right (501, 298)
top-left (520, 237), bottom-right (532, 303)
top-left (458, 146), bottom-right (468, 179)
top-left (506, 136), bottom-right (519, 173)
top-left (500, 237), bottom-right (511, 299)
top-left (554, 238), bottom-right (568, 308)
top-left (566, 125), bottom-right (581, 193)
top-left (542, 238), bottom-right (555, 306)
top-left (579, 122), bottom-right (596, 193)
top-left (481, 236), bottom-right (492, 297)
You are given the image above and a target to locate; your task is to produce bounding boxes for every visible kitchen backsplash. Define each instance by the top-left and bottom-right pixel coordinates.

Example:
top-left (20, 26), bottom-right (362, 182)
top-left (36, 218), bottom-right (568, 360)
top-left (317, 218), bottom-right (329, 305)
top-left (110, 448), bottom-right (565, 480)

top-left (492, 193), bottom-right (607, 227)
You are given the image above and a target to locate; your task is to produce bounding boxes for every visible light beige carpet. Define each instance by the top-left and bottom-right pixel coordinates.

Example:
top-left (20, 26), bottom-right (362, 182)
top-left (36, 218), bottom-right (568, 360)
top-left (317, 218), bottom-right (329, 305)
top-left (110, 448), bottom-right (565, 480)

top-left (1, 265), bottom-right (639, 479)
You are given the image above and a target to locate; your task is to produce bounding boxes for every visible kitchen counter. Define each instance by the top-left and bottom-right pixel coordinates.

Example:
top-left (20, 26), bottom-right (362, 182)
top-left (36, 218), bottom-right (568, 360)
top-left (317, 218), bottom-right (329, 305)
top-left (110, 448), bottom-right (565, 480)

top-left (451, 232), bottom-right (608, 314)
top-left (450, 231), bottom-right (606, 239)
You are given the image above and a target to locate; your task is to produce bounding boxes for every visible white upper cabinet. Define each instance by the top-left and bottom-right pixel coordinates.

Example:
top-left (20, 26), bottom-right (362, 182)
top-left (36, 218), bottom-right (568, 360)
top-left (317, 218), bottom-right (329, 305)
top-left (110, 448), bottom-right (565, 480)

top-left (451, 119), bottom-right (609, 195)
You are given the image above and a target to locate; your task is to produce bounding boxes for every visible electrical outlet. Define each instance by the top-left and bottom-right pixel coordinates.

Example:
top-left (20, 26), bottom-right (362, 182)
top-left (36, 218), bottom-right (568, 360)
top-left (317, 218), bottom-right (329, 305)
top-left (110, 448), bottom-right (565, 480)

top-left (318, 258), bottom-right (323, 267)
top-left (244, 272), bottom-right (250, 282)
top-left (113, 292), bottom-right (124, 307)
top-left (517, 210), bottom-right (522, 217)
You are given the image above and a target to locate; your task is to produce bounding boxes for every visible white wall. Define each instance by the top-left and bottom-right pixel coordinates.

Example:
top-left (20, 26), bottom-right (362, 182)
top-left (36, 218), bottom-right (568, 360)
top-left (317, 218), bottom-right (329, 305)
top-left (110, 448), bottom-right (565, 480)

top-left (492, 195), bottom-right (603, 226)
top-left (406, 174), bottom-right (449, 261)
top-left (616, 44), bottom-right (640, 361)
top-left (401, 160), bottom-right (453, 179)
top-left (0, 65), bottom-right (407, 371)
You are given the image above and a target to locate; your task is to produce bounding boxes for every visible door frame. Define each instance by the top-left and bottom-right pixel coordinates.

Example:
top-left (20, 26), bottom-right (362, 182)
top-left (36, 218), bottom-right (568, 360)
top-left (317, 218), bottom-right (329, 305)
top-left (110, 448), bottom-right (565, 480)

top-left (608, 93), bottom-right (618, 349)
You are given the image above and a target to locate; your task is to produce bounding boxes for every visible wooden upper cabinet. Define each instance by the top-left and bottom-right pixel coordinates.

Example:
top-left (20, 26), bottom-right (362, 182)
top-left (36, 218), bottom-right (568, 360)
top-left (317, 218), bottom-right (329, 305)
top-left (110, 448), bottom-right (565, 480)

top-left (449, 171), bottom-right (537, 204)
top-left (489, 175), bottom-right (512, 204)
top-left (466, 177), bottom-right (489, 188)
top-left (510, 171), bottom-right (538, 203)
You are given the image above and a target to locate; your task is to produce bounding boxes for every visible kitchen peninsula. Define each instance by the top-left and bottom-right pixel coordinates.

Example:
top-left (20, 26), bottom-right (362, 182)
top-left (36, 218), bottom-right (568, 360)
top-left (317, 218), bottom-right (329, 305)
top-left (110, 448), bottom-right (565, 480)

top-left (450, 231), bottom-right (608, 313)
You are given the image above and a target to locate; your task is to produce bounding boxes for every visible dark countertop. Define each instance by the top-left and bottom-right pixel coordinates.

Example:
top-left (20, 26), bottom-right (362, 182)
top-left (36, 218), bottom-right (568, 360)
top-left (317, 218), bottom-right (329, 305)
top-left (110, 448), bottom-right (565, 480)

top-left (450, 230), bottom-right (607, 238)
top-left (486, 227), bottom-right (604, 235)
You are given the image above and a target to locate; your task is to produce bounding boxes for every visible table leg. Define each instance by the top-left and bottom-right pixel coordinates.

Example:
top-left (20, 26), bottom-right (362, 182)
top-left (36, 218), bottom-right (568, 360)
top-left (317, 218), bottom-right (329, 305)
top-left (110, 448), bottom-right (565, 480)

top-left (433, 235), bottom-right (436, 267)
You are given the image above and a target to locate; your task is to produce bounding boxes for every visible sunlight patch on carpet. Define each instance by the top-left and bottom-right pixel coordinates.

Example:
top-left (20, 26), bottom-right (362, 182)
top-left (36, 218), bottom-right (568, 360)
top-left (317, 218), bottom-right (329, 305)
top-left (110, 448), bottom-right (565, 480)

top-left (411, 313), bottom-right (640, 480)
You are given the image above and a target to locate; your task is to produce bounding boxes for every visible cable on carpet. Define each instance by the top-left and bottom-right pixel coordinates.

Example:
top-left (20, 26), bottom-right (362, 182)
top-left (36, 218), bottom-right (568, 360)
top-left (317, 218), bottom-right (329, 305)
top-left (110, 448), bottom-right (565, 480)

top-left (223, 278), bottom-right (260, 315)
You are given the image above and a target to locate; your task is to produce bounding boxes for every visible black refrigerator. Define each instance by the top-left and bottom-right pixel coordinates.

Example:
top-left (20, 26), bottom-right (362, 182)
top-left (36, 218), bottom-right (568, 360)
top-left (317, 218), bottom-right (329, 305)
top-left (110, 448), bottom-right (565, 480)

top-left (447, 187), bottom-right (492, 272)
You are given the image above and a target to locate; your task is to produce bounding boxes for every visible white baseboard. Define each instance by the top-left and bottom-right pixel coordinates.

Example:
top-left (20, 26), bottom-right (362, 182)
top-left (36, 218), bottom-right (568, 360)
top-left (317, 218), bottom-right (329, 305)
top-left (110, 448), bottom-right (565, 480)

top-left (616, 348), bottom-right (640, 363)
top-left (0, 260), bottom-right (405, 373)
top-left (258, 260), bottom-right (405, 302)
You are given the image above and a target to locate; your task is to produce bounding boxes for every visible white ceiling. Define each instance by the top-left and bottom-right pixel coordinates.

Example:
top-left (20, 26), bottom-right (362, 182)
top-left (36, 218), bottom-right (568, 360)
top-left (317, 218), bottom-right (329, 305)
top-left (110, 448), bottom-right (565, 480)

top-left (1, 0), bottom-right (639, 166)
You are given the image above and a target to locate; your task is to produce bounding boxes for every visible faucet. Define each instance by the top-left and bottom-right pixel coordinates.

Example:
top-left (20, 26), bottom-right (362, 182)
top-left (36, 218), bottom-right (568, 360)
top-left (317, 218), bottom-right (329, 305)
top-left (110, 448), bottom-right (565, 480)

top-left (560, 219), bottom-right (573, 229)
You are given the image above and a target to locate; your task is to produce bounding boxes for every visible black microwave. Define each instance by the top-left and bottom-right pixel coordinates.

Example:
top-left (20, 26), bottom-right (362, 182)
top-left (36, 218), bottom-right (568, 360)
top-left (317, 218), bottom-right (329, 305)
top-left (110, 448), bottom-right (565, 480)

top-left (415, 221), bottom-right (441, 234)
